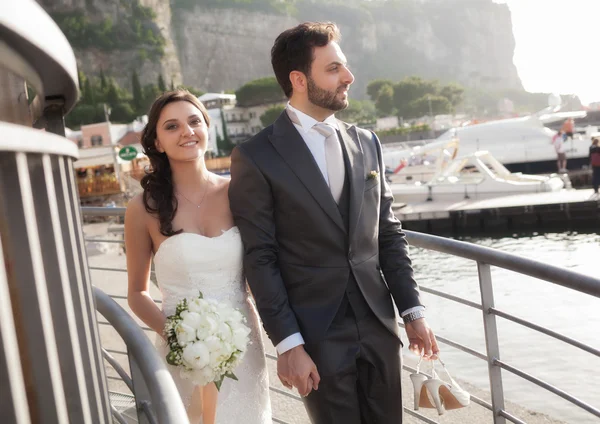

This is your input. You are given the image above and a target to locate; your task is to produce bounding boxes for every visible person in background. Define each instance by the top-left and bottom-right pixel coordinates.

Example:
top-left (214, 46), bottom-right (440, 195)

top-left (552, 130), bottom-right (568, 172)
top-left (589, 137), bottom-right (600, 196)
top-left (561, 117), bottom-right (575, 140)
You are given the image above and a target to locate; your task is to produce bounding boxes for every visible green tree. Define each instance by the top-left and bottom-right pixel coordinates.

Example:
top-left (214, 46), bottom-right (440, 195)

top-left (336, 99), bottom-right (377, 124)
top-left (375, 85), bottom-right (395, 116)
top-left (142, 84), bottom-right (161, 113)
top-left (106, 78), bottom-right (121, 106)
top-left (439, 83), bottom-right (465, 109)
top-left (235, 77), bottom-right (285, 107)
top-left (408, 95), bottom-right (451, 118)
top-left (218, 109), bottom-right (235, 156)
top-left (65, 104), bottom-right (105, 129)
top-left (366, 79), bottom-right (394, 101)
top-left (99, 68), bottom-right (107, 91)
top-left (393, 76), bottom-right (438, 118)
top-left (260, 105), bottom-right (285, 127)
top-left (131, 70), bottom-right (143, 113)
top-left (158, 74), bottom-right (167, 93)
top-left (110, 102), bottom-right (136, 123)
top-left (83, 78), bottom-right (95, 105)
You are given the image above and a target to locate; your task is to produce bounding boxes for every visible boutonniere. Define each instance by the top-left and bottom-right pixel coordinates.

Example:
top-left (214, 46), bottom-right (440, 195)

top-left (366, 170), bottom-right (379, 181)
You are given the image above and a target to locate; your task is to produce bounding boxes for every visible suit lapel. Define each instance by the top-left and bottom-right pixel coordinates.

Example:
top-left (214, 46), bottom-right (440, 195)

top-left (269, 112), bottom-right (345, 233)
top-left (338, 121), bottom-right (365, 240)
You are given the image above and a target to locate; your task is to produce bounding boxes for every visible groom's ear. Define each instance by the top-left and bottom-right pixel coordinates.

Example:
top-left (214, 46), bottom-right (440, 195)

top-left (289, 70), bottom-right (307, 94)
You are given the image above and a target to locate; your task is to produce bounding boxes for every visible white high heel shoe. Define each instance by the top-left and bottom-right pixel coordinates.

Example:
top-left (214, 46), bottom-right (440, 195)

top-left (409, 356), bottom-right (436, 411)
top-left (423, 357), bottom-right (470, 415)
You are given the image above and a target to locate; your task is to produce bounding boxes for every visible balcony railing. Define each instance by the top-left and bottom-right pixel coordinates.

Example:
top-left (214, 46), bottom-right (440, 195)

top-left (81, 206), bottom-right (600, 424)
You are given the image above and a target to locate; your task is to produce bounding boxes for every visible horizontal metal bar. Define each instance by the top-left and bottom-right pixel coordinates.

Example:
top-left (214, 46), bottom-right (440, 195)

top-left (102, 349), bottom-right (134, 393)
top-left (81, 207), bottom-right (127, 217)
top-left (266, 353), bottom-right (277, 361)
top-left (108, 294), bottom-right (162, 304)
top-left (269, 386), bottom-right (302, 401)
top-left (403, 407), bottom-right (439, 424)
top-left (494, 359), bottom-right (600, 418)
top-left (84, 239), bottom-right (124, 244)
top-left (405, 230), bottom-right (600, 299)
top-left (499, 409), bottom-right (527, 424)
top-left (272, 418), bottom-right (291, 424)
top-left (398, 322), bottom-right (488, 361)
top-left (90, 266), bottom-right (127, 273)
top-left (490, 307), bottom-right (600, 357)
top-left (105, 349), bottom-right (128, 357)
top-left (420, 286), bottom-right (483, 310)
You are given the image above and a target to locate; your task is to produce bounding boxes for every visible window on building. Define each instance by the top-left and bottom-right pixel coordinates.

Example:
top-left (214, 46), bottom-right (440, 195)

top-left (91, 135), bottom-right (103, 146)
top-left (77, 139), bottom-right (83, 148)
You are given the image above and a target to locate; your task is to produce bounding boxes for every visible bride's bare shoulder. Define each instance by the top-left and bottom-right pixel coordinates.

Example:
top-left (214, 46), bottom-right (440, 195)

top-left (126, 194), bottom-right (151, 219)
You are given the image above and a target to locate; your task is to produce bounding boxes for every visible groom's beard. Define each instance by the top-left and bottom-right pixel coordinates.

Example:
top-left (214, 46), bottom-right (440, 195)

top-left (307, 76), bottom-right (349, 112)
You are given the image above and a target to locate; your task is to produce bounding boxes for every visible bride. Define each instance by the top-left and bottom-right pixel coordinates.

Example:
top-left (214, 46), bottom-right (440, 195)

top-left (125, 90), bottom-right (272, 424)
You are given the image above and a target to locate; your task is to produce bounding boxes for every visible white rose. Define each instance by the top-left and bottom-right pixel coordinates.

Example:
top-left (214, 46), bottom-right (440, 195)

top-left (232, 327), bottom-right (250, 351)
top-left (187, 297), bottom-right (209, 313)
top-left (229, 310), bottom-right (244, 324)
top-left (217, 322), bottom-right (233, 342)
top-left (180, 311), bottom-right (203, 329)
top-left (198, 314), bottom-right (218, 336)
top-left (181, 341), bottom-right (210, 369)
top-left (175, 322), bottom-right (197, 346)
top-left (196, 325), bottom-right (211, 341)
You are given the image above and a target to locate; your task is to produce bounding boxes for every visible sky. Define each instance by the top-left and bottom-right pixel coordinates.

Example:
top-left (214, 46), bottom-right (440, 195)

top-left (493, 0), bottom-right (599, 105)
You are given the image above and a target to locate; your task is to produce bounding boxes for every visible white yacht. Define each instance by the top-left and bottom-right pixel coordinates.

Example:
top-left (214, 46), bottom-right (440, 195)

top-left (432, 109), bottom-right (599, 174)
top-left (385, 139), bottom-right (566, 203)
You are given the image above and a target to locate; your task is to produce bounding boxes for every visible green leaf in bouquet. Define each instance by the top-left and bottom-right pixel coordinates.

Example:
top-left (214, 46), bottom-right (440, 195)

top-left (198, 290), bottom-right (204, 299)
top-left (166, 351), bottom-right (179, 366)
top-left (214, 371), bottom-right (238, 392)
top-left (225, 371), bottom-right (238, 381)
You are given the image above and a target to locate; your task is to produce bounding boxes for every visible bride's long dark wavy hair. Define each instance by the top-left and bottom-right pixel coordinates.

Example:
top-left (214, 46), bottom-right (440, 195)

top-left (140, 90), bottom-right (211, 237)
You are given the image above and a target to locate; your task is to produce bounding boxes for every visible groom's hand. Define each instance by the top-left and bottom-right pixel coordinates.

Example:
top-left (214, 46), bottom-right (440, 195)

top-left (277, 345), bottom-right (320, 397)
top-left (405, 318), bottom-right (439, 359)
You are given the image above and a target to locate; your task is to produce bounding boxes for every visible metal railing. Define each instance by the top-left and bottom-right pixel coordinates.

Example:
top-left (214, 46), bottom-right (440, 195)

top-left (81, 206), bottom-right (600, 424)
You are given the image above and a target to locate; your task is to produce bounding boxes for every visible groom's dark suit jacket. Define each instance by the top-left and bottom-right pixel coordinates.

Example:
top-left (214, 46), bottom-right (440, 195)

top-left (229, 111), bottom-right (422, 347)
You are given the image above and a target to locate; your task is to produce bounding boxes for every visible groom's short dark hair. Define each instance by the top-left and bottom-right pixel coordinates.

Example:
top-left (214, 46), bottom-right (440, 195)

top-left (271, 22), bottom-right (341, 97)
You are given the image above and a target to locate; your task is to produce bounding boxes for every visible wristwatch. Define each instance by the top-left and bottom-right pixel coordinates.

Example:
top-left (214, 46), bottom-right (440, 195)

top-left (402, 309), bottom-right (425, 323)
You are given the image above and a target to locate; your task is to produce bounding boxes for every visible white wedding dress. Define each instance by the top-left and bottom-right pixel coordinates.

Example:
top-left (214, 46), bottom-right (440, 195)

top-left (153, 227), bottom-right (272, 423)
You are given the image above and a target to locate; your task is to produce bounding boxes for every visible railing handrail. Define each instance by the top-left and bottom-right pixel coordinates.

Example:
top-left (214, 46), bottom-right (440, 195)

top-left (93, 287), bottom-right (189, 424)
top-left (404, 230), bottom-right (600, 298)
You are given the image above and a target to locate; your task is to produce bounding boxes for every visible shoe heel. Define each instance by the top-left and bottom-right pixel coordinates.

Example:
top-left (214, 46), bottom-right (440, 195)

top-left (424, 379), bottom-right (445, 415)
top-left (410, 373), bottom-right (428, 411)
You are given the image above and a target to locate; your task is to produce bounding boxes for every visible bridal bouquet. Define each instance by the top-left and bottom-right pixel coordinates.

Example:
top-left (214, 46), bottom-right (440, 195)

top-left (164, 292), bottom-right (250, 390)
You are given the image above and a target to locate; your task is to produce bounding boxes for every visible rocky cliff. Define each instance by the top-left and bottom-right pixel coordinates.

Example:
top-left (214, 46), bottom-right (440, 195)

top-left (38, 0), bottom-right (522, 98)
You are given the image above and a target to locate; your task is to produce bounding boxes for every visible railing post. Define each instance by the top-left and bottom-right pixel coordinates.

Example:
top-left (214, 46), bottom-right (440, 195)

top-left (128, 351), bottom-right (157, 424)
top-left (477, 262), bottom-right (506, 424)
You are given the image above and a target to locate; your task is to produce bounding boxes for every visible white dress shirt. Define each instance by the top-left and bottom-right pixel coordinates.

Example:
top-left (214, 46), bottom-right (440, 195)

top-left (276, 103), bottom-right (424, 355)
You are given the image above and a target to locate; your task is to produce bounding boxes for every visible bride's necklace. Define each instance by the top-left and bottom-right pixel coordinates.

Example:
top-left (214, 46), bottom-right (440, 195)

top-left (176, 174), bottom-right (210, 209)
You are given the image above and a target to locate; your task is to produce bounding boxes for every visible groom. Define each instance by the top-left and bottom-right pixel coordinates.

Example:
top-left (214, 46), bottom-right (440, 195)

top-left (229, 22), bottom-right (439, 423)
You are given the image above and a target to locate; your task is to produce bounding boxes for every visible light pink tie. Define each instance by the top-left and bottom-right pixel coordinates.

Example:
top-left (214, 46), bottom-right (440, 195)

top-left (312, 122), bottom-right (345, 204)
top-left (287, 108), bottom-right (345, 203)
